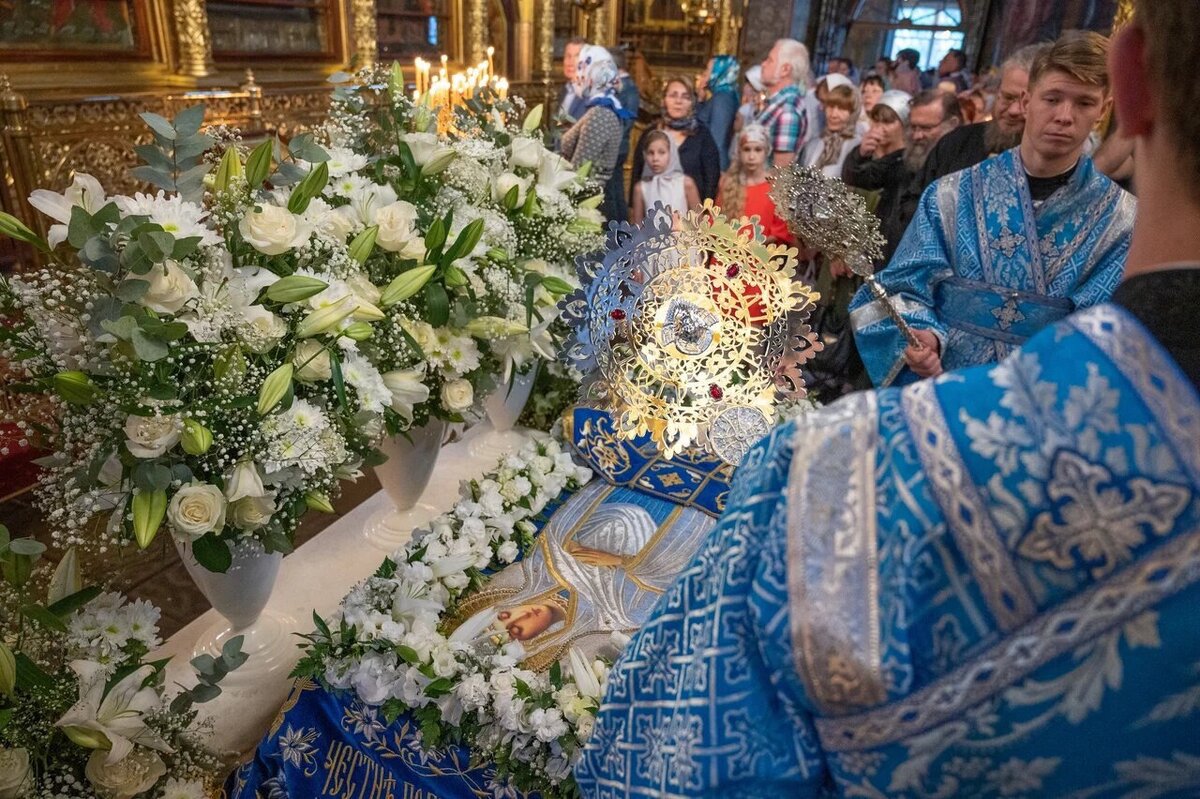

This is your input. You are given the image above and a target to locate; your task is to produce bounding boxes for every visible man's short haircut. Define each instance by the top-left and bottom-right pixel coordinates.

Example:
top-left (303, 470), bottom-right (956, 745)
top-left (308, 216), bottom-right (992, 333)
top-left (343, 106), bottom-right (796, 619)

top-left (1029, 30), bottom-right (1110, 92)
top-left (774, 38), bottom-right (813, 91)
top-left (823, 84), bottom-right (858, 112)
top-left (833, 55), bottom-right (854, 70)
top-left (912, 89), bottom-right (963, 124)
top-left (1002, 42), bottom-right (1051, 76)
top-left (862, 74), bottom-right (886, 91)
top-left (897, 48), bottom-right (920, 68)
top-left (1138, 0), bottom-right (1200, 203)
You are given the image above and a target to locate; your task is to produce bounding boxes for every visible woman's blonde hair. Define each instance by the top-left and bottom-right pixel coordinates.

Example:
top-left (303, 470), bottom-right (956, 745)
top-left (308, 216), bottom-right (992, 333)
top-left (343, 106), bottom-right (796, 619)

top-left (720, 125), bottom-right (772, 218)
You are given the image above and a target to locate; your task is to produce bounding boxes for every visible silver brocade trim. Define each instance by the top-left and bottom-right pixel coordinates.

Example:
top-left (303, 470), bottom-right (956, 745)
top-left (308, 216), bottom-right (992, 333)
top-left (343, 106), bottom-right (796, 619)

top-left (786, 391), bottom-right (886, 715)
top-left (849, 294), bottom-right (931, 333)
top-left (901, 379), bottom-right (1038, 632)
top-left (1069, 305), bottom-right (1200, 488)
top-left (815, 519), bottom-right (1200, 752)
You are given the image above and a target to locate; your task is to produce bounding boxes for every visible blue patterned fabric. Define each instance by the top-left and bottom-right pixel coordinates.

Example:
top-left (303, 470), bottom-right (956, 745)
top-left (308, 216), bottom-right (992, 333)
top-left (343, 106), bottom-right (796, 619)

top-left (224, 407), bottom-right (733, 799)
top-left (576, 304), bottom-right (1200, 798)
top-left (850, 149), bottom-right (1136, 387)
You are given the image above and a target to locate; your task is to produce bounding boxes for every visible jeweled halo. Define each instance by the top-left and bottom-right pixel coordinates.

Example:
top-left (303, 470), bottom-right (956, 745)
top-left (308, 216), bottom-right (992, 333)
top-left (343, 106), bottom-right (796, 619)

top-left (559, 201), bottom-right (822, 464)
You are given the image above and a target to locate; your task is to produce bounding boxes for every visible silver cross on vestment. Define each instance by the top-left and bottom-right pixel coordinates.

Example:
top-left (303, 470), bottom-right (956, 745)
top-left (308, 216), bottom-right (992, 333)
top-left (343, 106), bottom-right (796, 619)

top-left (992, 293), bottom-right (1026, 331)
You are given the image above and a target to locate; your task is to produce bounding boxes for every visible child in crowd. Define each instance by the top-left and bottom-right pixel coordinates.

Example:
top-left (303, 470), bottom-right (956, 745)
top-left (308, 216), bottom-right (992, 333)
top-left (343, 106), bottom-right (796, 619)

top-left (716, 124), bottom-right (793, 245)
top-left (801, 77), bottom-right (862, 179)
top-left (858, 74), bottom-right (886, 135)
top-left (629, 129), bottom-right (700, 221)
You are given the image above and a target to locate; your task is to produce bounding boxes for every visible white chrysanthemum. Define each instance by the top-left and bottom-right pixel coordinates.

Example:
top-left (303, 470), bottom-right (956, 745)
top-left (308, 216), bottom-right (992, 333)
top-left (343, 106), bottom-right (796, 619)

top-left (432, 332), bottom-right (481, 375)
top-left (115, 191), bottom-right (221, 246)
top-left (260, 398), bottom-right (347, 476)
top-left (342, 352), bottom-right (391, 414)
top-left (322, 147), bottom-right (371, 178)
top-left (328, 172), bottom-right (377, 200)
top-left (159, 778), bottom-right (209, 799)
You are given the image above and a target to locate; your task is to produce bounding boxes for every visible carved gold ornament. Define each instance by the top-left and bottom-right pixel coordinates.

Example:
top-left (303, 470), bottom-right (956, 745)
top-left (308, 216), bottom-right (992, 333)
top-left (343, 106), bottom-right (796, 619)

top-left (560, 201), bottom-right (821, 464)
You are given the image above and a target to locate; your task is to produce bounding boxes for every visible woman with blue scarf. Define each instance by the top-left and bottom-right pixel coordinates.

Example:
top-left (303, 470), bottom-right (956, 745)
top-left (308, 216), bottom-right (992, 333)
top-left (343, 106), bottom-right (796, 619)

top-left (560, 45), bottom-right (636, 223)
top-left (697, 54), bottom-right (741, 170)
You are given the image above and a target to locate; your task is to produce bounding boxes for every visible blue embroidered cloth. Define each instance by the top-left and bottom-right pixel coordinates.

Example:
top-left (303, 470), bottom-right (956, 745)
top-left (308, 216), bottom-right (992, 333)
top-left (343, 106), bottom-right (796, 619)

top-left (576, 304), bottom-right (1200, 797)
top-left (225, 408), bottom-right (733, 799)
top-left (850, 149), bottom-right (1136, 386)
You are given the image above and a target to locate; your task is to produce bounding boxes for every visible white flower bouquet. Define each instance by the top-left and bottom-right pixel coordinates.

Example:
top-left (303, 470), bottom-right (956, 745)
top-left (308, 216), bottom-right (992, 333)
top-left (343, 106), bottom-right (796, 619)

top-left (0, 106), bottom-right (389, 572)
top-left (293, 434), bottom-right (609, 796)
top-left (320, 65), bottom-right (603, 385)
top-left (0, 527), bottom-right (243, 798)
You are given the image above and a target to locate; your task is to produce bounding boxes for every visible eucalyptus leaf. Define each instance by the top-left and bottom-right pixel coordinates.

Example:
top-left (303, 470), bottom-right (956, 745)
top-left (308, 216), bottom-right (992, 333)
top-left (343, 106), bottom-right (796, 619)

top-left (67, 206), bottom-right (97, 249)
top-left (8, 539), bottom-right (45, 557)
top-left (134, 144), bottom-right (173, 172)
top-left (81, 237), bottom-right (120, 272)
top-left (129, 165), bottom-right (174, 192)
top-left (140, 112), bottom-right (176, 141)
top-left (130, 329), bottom-right (169, 362)
top-left (173, 104), bottom-right (207, 138)
top-left (139, 230), bottom-right (176, 262)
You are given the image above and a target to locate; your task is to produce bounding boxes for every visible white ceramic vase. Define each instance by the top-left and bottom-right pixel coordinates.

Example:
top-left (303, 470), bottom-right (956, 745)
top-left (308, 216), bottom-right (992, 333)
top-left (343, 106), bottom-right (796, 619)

top-left (175, 536), bottom-right (293, 677)
top-left (470, 365), bottom-right (539, 459)
top-left (366, 418), bottom-right (447, 551)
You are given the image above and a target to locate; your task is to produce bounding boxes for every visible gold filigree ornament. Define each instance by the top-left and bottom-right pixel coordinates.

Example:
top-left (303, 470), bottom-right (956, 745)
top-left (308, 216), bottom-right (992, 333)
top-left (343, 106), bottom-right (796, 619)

top-left (559, 201), bottom-right (823, 464)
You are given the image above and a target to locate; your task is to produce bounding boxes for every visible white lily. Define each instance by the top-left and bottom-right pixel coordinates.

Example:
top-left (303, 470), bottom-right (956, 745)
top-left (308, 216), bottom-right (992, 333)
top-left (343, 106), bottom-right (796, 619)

top-left (382, 368), bottom-right (430, 420)
top-left (56, 661), bottom-right (172, 764)
top-left (225, 459), bottom-right (266, 502)
top-left (568, 647), bottom-right (602, 699)
top-left (430, 553), bottom-right (476, 580)
top-left (28, 173), bottom-right (108, 248)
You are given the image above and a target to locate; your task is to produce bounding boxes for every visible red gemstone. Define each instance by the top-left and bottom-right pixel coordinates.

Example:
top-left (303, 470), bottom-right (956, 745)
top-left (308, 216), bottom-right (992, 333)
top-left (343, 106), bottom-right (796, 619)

top-left (708, 384), bottom-right (724, 400)
top-left (726, 264), bottom-right (740, 278)
top-left (610, 308), bottom-right (626, 321)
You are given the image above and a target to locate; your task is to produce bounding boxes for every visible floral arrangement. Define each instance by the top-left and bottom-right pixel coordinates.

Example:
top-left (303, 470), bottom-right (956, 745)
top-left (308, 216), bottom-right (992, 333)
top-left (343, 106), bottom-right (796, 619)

top-left (0, 526), bottom-right (244, 798)
top-left (293, 434), bottom-right (611, 796)
top-left (319, 63), bottom-right (604, 383)
top-left (0, 106), bottom-right (403, 572)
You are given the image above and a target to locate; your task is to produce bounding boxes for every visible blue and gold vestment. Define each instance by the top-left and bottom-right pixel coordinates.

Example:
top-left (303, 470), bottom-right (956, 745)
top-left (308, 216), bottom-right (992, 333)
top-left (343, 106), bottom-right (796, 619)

top-left (850, 149), bottom-right (1136, 386)
top-left (576, 304), bottom-right (1200, 798)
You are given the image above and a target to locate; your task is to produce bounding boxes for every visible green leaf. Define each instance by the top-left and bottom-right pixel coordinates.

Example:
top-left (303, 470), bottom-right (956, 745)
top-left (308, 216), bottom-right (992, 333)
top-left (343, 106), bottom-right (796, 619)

top-left (502, 184), bottom-right (520, 211)
top-left (244, 139), bottom-right (274, 190)
top-left (220, 635), bottom-right (248, 670)
top-left (139, 231), bottom-right (176, 262)
top-left (133, 462), bottom-right (174, 492)
top-left (549, 659), bottom-right (562, 689)
top-left (80, 236), bottom-right (121, 273)
top-left (443, 218), bottom-right (484, 265)
top-left (140, 111), bottom-right (176, 140)
top-left (171, 236), bottom-right (202, 260)
top-left (287, 160), bottom-right (329, 214)
top-left (130, 329), bottom-right (169, 362)
top-left (67, 205), bottom-right (97, 248)
top-left (0, 211), bottom-right (51, 252)
top-left (396, 645), bottom-right (420, 664)
top-left (287, 132), bottom-right (329, 163)
top-left (374, 558), bottom-right (397, 579)
top-left (192, 534), bottom-right (232, 573)
top-left (397, 141), bottom-right (418, 179)
top-left (381, 698), bottom-right (406, 724)
top-left (134, 144), bottom-right (173, 172)
top-left (188, 682), bottom-right (222, 703)
top-left (425, 281), bottom-right (450, 327)
top-left (328, 349), bottom-right (349, 413)
top-left (424, 217), bottom-right (447, 255)
top-left (174, 104), bottom-right (207, 138)
top-left (129, 165), bottom-right (174, 192)
top-left (21, 603), bottom-right (68, 633)
top-left (174, 132), bottom-right (214, 162)
top-left (8, 538), bottom-right (44, 557)
top-left (425, 677), bottom-right (453, 697)
top-left (14, 653), bottom-right (53, 690)
top-left (45, 585), bottom-right (103, 617)
top-left (348, 225), bottom-right (379, 264)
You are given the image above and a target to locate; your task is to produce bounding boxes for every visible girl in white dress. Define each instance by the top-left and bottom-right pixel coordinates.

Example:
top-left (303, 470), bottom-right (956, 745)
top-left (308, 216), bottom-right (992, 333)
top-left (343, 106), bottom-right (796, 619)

top-left (629, 129), bottom-right (700, 222)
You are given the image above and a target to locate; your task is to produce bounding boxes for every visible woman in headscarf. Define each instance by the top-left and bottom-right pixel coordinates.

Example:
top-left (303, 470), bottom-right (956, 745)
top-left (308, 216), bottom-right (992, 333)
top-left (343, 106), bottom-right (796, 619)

top-left (631, 76), bottom-right (721, 204)
top-left (801, 75), bottom-right (862, 179)
top-left (629, 129), bottom-right (700, 221)
top-left (697, 54), bottom-right (741, 170)
top-left (560, 45), bottom-right (635, 223)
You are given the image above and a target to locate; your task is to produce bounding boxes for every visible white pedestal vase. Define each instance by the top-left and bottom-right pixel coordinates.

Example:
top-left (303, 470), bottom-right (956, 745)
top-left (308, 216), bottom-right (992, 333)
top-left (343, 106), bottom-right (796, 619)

top-left (175, 536), bottom-right (294, 682)
top-left (366, 418), bottom-right (447, 551)
top-left (470, 365), bottom-right (539, 460)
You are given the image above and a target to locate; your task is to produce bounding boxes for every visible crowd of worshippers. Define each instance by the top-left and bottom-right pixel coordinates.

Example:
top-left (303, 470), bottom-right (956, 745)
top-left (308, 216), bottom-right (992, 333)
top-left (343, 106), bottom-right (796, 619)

top-left (552, 32), bottom-right (1138, 404)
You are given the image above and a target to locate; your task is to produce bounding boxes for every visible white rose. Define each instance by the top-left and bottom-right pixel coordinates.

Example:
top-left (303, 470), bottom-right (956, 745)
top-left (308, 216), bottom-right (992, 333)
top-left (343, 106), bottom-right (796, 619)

top-left (509, 137), bottom-right (543, 170)
top-left (139, 260), bottom-right (199, 315)
top-left (497, 540), bottom-right (519, 563)
top-left (123, 413), bottom-right (182, 459)
top-left (293, 339), bottom-right (333, 382)
top-left (382, 368), bottom-right (430, 420)
top-left (228, 494), bottom-right (275, 531)
top-left (0, 748), bottom-right (31, 799)
top-left (403, 321), bottom-right (438, 354)
top-left (224, 460), bottom-right (266, 502)
top-left (85, 747), bottom-right (165, 799)
top-left (239, 305), bottom-right (288, 353)
top-left (345, 273), bottom-right (383, 306)
top-left (239, 204), bottom-right (314, 256)
top-left (167, 483), bottom-right (227, 540)
top-left (440, 378), bottom-right (474, 412)
top-left (372, 201), bottom-right (425, 259)
top-left (492, 172), bottom-right (530, 207)
top-left (402, 132), bottom-right (440, 166)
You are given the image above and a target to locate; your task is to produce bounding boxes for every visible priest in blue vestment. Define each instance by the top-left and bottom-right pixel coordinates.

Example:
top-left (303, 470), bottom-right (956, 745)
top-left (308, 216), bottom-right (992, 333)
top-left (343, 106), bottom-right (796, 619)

top-left (850, 32), bottom-right (1137, 388)
top-left (575, 7), bottom-right (1200, 797)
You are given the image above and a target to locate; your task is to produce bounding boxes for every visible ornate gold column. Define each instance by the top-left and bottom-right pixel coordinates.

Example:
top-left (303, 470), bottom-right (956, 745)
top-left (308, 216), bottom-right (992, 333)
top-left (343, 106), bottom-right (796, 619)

top-left (714, 0), bottom-right (743, 55)
top-left (173, 0), bottom-right (214, 78)
top-left (466, 0), bottom-right (487, 63)
top-left (590, 0), bottom-right (618, 47)
top-left (536, 0), bottom-right (554, 80)
top-left (513, 0), bottom-right (535, 82)
top-left (352, 0), bottom-right (378, 68)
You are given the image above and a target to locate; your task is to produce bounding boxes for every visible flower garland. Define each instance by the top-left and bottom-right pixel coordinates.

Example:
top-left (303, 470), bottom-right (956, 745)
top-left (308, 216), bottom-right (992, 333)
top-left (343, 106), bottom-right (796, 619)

top-left (294, 434), bottom-right (613, 796)
top-left (0, 531), bottom-right (243, 798)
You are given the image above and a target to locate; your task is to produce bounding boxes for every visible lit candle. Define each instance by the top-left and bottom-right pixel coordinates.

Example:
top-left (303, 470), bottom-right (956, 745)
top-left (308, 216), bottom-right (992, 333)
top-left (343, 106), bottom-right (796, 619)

top-left (497, 77), bottom-right (508, 99)
top-left (487, 46), bottom-right (494, 78)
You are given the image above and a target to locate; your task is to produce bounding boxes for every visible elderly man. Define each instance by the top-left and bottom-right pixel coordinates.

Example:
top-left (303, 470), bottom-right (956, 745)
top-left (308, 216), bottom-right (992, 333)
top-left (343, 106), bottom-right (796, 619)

top-left (893, 89), bottom-right (963, 243)
top-left (851, 31), bottom-right (1136, 387)
top-left (576, 3), bottom-right (1200, 796)
top-left (756, 38), bottom-right (815, 167)
top-left (919, 43), bottom-right (1050, 189)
